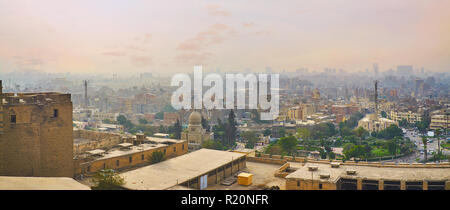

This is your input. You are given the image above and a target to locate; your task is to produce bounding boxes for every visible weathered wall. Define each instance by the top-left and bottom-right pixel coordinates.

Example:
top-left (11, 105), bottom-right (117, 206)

top-left (0, 93), bottom-right (73, 177)
top-left (76, 140), bottom-right (188, 175)
top-left (73, 130), bottom-right (122, 154)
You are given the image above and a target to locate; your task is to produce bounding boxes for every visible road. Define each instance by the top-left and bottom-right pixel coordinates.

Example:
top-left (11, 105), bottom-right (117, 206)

top-left (386, 130), bottom-right (447, 163)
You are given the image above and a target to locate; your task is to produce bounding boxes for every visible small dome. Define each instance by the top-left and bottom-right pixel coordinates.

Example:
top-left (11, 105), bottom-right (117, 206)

top-left (189, 111), bottom-right (202, 125)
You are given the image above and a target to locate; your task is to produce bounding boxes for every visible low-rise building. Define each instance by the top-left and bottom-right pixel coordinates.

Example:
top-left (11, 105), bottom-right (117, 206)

top-left (285, 162), bottom-right (450, 190)
top-left (120, 149), bottom-right (246, 190)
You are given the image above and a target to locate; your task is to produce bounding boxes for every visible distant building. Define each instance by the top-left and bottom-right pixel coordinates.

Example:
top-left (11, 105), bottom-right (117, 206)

top-left (390, 111), bottom-right (422, 124)
top-left (181, 111), bottom-right (214, 151)
top-left (163, 112), bottom-right (179, 124)
top-left (358, 113), bottom-right (397, 132)
top-left (430, 114), bottom-right (449, 130)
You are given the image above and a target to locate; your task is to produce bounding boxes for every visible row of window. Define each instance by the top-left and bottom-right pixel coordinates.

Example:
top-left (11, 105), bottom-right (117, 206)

top-left (9, 109), bottom-right (58, 123)
top-left (296, 181), bottom-right (323, 189)
top-left (86, 144), bottom-right (186, 172)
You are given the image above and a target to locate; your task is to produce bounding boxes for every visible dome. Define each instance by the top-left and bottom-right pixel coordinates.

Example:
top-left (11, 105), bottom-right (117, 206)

top-left (189, 111), bottom-right (202, 125)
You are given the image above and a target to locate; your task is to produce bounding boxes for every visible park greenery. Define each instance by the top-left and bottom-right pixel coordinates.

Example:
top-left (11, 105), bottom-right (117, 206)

top-left (262, 110), bottom-right (416, 161)
top-left (91, 169), bottom-right (125, 190)
top-left (202, 110), bottom-right (238, 151)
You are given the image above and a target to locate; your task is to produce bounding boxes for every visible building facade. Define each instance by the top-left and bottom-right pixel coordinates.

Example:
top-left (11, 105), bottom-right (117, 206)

top-left (390, 111), bottom-right (422, 124)
top-left (0, 81), bottom-right (74, 177)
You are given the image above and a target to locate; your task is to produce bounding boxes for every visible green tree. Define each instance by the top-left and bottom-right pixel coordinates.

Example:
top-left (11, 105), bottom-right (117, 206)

top-left (139, 118), bottom-right (148, 125)
top-left (149, 151), bottom-right (165, 164)
top-left (354, 126), bottom-right (368, 145)
top-left (117, 115), bottom-right (127, 125)
top-left (225, 110), bottom-right (237, 146)
top-left (201, 116), bottom-right (210, 132)
top-left (416, 121), bottom-right (428, 136)
top-left (296, 127), bottom-right (311, 140)
top-left (435, 128), bottom-right (442, 158)
top-left (241, 131), bottom-right (257, 149)
top-left (421, 136), bottom-right (428, 162)
top-left (381, 111), bottom-right (387, 118)
top-left (91, 169), bottom-right (125, 190)
top-left (263, 128), bottom-right (272, 136)
top-left (173, 119), bottom-right (182, 139)
top-left (279, 135), bottom-right (298, 155)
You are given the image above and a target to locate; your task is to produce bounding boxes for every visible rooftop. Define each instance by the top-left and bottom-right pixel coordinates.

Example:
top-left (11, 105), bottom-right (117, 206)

top-left (0, 176), bottom-right (90, 190)
top-left (286, 162), bottom-right (450, 183)
top-left (120, 149), bottom-right (245, 190)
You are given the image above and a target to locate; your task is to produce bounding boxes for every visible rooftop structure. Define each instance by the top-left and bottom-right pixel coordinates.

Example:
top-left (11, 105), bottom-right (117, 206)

top-left (120, 149), bottom-right (246, 190)
top-left (286, 162), bottom-right (450, 190)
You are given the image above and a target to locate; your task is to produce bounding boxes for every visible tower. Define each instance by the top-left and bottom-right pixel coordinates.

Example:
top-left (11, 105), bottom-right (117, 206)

top-left (84, 80), bottom-right (88, 107)
top-left (0, 92), bottom-right (74, 177)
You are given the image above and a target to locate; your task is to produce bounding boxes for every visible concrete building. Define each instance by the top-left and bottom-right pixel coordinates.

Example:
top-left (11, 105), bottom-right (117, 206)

top-left (74, 132), bottom-right (188, 176)
top-left (285, 162), bottom-right (450, 190)
top-left (358, 113), bottom-right (397, 132)
top-left (430, 114), bottom-right (449, 130)
top-left (0, 80), bottom-right (74, 177)
top-left (287, 106), bottom-right (302, 121)
top-left (390, 110), bottom-right (422, 124)
top-left (120, 149), bottom-right (246, 190)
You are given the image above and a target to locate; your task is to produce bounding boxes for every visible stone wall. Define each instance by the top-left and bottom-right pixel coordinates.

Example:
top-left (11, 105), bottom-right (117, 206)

top-left (73, 130), bottom-right (122, 154)
top-left (0, 93), bottom-right (73, 177)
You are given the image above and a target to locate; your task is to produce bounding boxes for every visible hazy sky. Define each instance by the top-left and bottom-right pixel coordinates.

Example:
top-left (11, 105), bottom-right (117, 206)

top-left (0, 0), bottom-right (449, 75)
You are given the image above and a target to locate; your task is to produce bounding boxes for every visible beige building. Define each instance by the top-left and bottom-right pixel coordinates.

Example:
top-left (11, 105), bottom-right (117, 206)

top-left (285, 162), bottom-right (450, 190)
top-left (358, 113), bottom-right (397, 132)
top-left (430, 114), bottom-right (449, 130)
top-left (390, 111), bottom-right (422, 124)
top-left (287, 106), bottom-right (302, 121)
top-left (120, 149), bottom-right (246, 190)
top-left (181, 111), bottom-right (213, 151)
top-left (0, 81), bottom-right (74, 177)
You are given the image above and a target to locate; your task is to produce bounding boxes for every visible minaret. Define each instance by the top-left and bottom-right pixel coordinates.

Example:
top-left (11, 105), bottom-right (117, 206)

top-left (84, 80), bottom-right (88, 107)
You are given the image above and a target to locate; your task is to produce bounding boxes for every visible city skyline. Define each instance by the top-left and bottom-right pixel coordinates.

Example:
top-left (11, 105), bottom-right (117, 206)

top-left (0, 0), bottom-right (449, 75)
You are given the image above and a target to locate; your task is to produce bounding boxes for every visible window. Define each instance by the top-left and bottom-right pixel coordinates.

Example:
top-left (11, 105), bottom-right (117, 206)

top-left (10, 115), bottom-right (16, 123)
top-left (129, 156), bottom-right (132, 163)
top-left (141, 154), bottom-right (144, 160)
top-left (87, 166), bottom-right (91, 172)
top-left (53, 109), bottom-right (58, 118)
top-left (103, 163), bottom-right (106, 169)
top-left (182, 144), bottom-right (185, 150)
top-left (319, 183), bottom-right (323, 189)
top-left (297, 181), bottom-right (300, 187)
top-left (164, 149), bottom-right (166, 154)
top-left (173, 146), bottom-right (176, 152)
top-left (116, 160), bottom-right (119, 167)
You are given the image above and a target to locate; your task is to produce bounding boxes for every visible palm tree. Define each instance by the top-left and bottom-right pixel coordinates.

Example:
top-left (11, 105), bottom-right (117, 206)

top-left (421, 136), bottom-right (428, 162)
top-left (354, 127), bottom-right (367, 145)
top-left (435, 128), bottom-right (441, 160)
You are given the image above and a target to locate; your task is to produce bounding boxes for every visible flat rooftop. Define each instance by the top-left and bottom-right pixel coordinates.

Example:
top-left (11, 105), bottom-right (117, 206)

top-left (91, 143), bottom-right (170, 161)
top-left (0, 176), bottom-right (91, 190)
top-left (286, 162), bottom-right (450, 183)
top-left (120, 149), bottom-right (246, 190)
